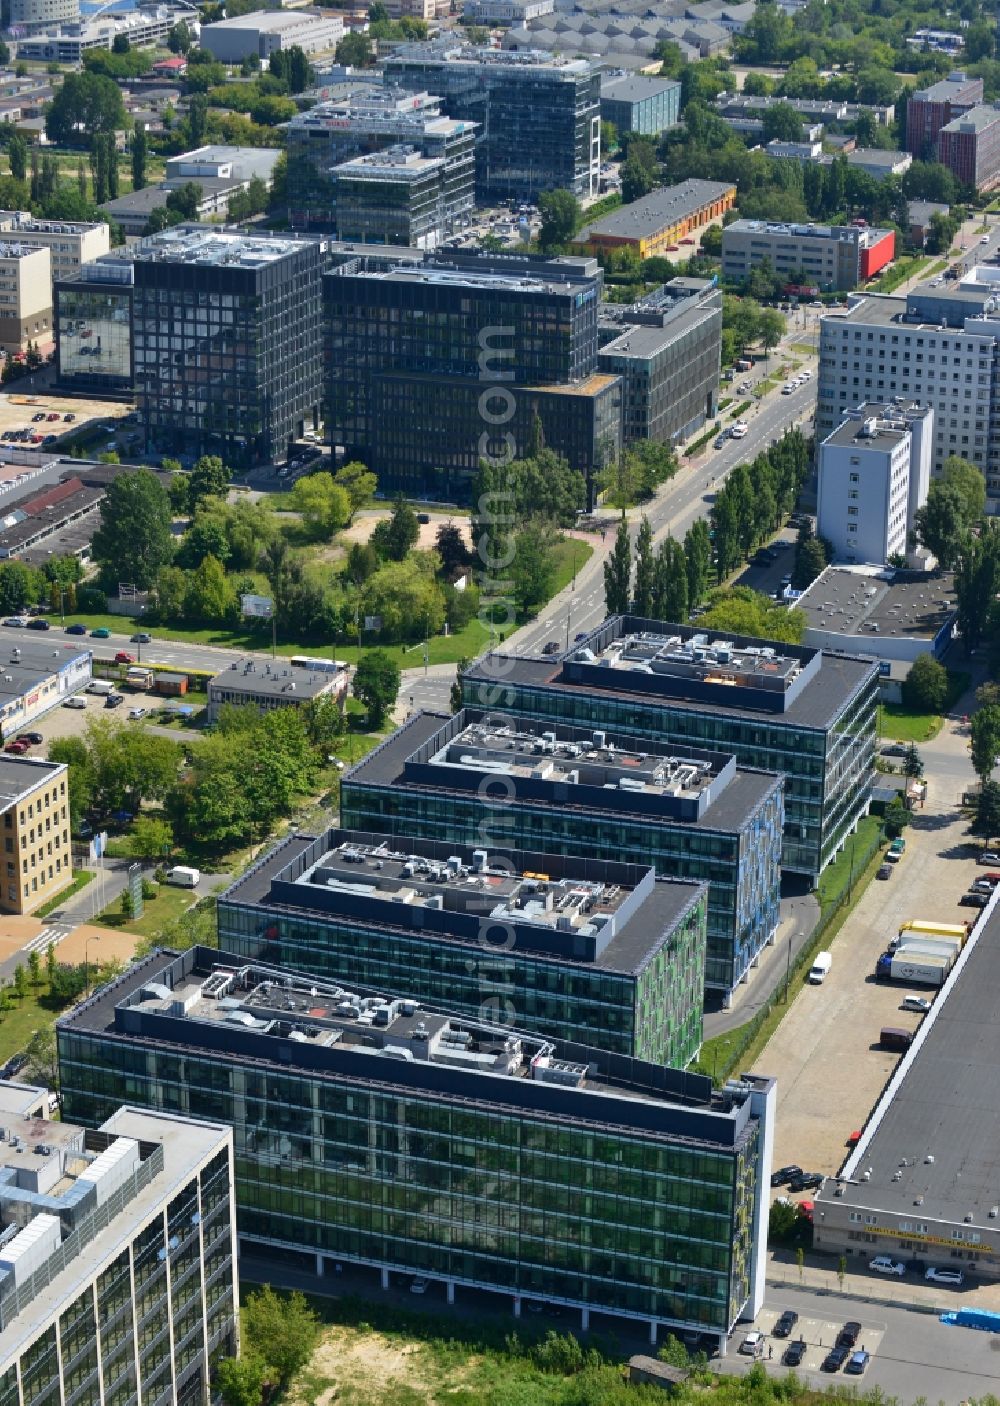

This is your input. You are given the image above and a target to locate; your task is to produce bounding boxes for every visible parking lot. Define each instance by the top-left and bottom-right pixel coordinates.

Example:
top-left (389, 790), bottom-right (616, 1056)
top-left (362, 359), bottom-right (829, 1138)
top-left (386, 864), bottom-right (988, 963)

top-left (741, 1304), bottom-right (885, 1373)
top-left (0, 391), bottom-right (132, 453)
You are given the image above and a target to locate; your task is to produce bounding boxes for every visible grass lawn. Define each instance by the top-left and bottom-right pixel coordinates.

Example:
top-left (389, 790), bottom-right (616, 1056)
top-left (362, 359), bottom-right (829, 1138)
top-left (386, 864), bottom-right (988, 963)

top-left (35, 871), bottom-right (93, 918)
top-left (0, 987), bottom-right (60, 1068)
top-left (871, 255), bottom-right (930, 293)
top-left (96, 882), bottom-right (199, 937)
top-left (816, 814), bottom-right (885, 912)
top-left (548, 537), bottom-right (593, 596)
top-left (878, 671), bottom-right (970, 742)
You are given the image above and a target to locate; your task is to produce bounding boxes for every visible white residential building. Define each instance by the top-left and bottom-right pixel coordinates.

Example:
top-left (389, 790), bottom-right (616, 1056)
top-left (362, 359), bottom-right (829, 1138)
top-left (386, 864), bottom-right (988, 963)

top-left (817, 401), bottom-right (933, 565)
top-left (0, 212), bottom-right (109, 286)
top-left (0, 242), bottom-right (50, 352)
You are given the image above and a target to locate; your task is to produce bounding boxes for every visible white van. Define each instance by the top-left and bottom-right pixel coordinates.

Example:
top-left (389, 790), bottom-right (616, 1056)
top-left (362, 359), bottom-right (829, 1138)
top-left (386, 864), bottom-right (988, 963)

top-left (808, 951), bottom-right (832, 984)
top-left (166, 865), bottom-right (200, 888)
top-left (86, 680), bottom-right (115, 696)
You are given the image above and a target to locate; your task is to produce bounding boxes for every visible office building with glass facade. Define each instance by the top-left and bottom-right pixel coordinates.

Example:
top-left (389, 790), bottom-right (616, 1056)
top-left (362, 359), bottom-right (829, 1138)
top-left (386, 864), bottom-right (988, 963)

top-left (383, 44), bottom-right (601, 199)
top-left (0, 1085), bottom-right (237, 1406)
top-left (217, 828), bottom-right (707, 1068)
top-left (285, 87), bottom-right (476, 233)
top-left (131, 226), bottom-right (323, 469)
top-left (54, 254), bottom-right (133, 394)
top-left (462, 617), bottom-right (879, 880)
top-left (598, 277), bottom-right (722, 447)
top-left (330, 147), bottom-right (453, 249)
top-left (323, 248), bottom-right (621, 502)
top-left (340, 711), bottom-right (783, 998)
top-left (57, 947), bottom-right (776, 1347)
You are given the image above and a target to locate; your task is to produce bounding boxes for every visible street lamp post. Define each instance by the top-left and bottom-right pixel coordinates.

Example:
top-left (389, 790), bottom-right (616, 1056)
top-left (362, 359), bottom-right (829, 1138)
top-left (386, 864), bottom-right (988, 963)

top-left (84, 934), bottom-right (100, 998)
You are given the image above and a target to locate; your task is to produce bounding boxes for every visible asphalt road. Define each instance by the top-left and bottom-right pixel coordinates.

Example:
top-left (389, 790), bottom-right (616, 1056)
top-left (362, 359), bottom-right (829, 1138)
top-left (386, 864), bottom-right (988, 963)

top-left (0, 622), bottom-right (278, 677)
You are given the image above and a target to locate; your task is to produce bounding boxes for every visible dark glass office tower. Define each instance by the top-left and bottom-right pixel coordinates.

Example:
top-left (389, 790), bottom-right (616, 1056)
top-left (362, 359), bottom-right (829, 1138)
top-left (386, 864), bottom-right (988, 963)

top-left (324, 248), bottom-right (620, 501)
top-left (131, 226), bottom-right (323, 469)
top-left (384, 44), bottom-right (601, 200)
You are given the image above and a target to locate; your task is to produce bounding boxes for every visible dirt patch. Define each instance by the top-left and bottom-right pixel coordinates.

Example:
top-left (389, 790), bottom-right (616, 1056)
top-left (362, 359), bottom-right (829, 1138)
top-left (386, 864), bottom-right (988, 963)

top-left (340, 512), bottom-right (473, 554)
top-left (290, 1326), bottom-right (475, 1406)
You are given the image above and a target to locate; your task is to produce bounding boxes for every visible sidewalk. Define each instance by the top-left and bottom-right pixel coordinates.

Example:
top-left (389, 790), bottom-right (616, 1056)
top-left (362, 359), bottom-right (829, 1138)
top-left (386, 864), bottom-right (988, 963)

top-left (767, 1248), bottom-right (1000, 1314)
top-left (704, 889), bottom-right (820, 1038)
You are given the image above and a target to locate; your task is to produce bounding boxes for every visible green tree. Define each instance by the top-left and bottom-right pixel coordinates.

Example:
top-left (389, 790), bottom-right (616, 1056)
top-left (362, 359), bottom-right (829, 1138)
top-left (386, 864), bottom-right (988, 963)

top-left (361, 555), bottom-right (446, 641)
top-left (333, 461), bottom-right (376, 518)
top-left (22, 1024), bottom-right (57, 1086)
top-left (632, 517), bottom-right (654, 616)
top-left (974, 779), bottom-right (1000, 845)
top-left (91, 469), bottom-right (173, 590)
top-left (604, 518), bottom-right (632, 614)
top-left (902, 652), bottom-right (948, 712)
top-left (45, 71), bottom-right (126, 144)
top-left (353, 650), bottom-right (401, 728)
top-left (216, 1356), bottom-right (265, 1406)
top-left (903, 743), bottom-right (924, 779)
top-left (538, 189), bottom-right (581, 250)
top-left (128, 816), bottom-right (172, 860)
top-left (45, 941), bottom-right (55, 986)
top-left (372, 496), bottom-right (419, 561)
top-left (435, 522), bottom-right (470, 578)
top-left (684, 520), bottom-right (712, 607)
top-left (511, 522), bottom-right (556, 617)
top-left (792, 532), bottom-right (828, 589)
top-left (883, 795), bottom-right (912, 839)
top-left (652, 537), bottom-right (688, 622)
top-left (0, 561), bottom-right (41, 613)
top-left (761, 101), bottom-right (803, 143)
top-left (289, 474), bottom-right (351, 540)
top-left (758, 308), bottom-right (785, 361)
top-left (7, 134), bottom-right (27, 184)
top-left (914, 482), bottom-right (970, 569)
top-left (335, 31), bottom-right (374, 66)
top-left (48, 736), bottom-right (94, 824)
top-left (697, 586), bottom-right (805, 643)
top-left (241, 1287), bottom-right (319, 1388)
top-left (189, 454), bottom-right (231, 508)
top-left (621, 137), bottom-right (659, 204)
top-left (185, 554), bottom-right (236, 623)
top-left (971, 704), bottom-right (1000, 783)
top-left (955, 524), bottom-right (1000, 653)
top-left (27, 950), bottom-right (40, 989)
top-left (168, 19), bottom-right (192, 52)
top-left (12, 966), bottom-right (25, 1001)
top-left (768, 1198), bottom-right (799, 1243)
top-left (940, 454), bottom-right (987, 524)
top-left (131, 121), bottom-right (148, 191)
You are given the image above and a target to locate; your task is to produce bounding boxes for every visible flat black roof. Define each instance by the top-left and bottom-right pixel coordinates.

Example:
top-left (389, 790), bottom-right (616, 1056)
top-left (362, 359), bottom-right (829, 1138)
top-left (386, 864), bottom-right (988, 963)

top-left (830, 892), bottom-right (1000, 1226)
top-left (344, 710), bottom-right (781, 835)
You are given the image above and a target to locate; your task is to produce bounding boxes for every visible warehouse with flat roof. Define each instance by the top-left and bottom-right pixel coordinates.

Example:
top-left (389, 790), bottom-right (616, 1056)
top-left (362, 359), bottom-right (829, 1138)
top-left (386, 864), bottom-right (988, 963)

top-left (572, 179), bottom-right (737, 258)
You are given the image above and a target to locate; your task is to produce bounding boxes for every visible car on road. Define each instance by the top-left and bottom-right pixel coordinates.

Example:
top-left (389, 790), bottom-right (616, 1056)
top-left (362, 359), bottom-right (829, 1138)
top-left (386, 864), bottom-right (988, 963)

top-left (25, 618), bottom-right (49, 630)
top-left (3, 617), bottom-right (27, 628)
top-left (62, 696), bottom-right (86, 709)
top-left (730, 421), bottom-right (749, 439)
top-left (925, 1266), bottom-right (964, 1286)
top-left (772, 1309), bottom-right (798, 1338)
top-left (90, 627), bottom-right (110, 638)
top-left (409, 1277), bottom-right (429, 1295)
top-left (982, 234), bottom-right (991, 244)
top-left (114, 651), bottom-right (135, 664)
top-left (16, 732), bottom-right (42, 746)
top-left (574, 632), bottom-right (587, 642)
top-left (738, 1331), bottom-right (764, 1357)
top-left (714, 434), bottom-right (729, 449)
top-left (901, 995), bottom-right (931, 1012)
top-left (846, 1350), bottom-right (870, 1375)
top-left (541, 641), bottom-right (560, 656)
top-left (822, 1345), bottom-right (849, 1373)
top-left (979, 852), bottom-right (1000, 866)
top-left (870, 1255), bottom-right (906, 1276)
top-left (65, 623), bottom-right (87, 635)
top-left (783, 1339), bottom-right (807, 1367)
top-left (770, 1164), bottom-right (802, 1187)
top-left (788, 1171), bottom-right (824, 1192)
top-left (961, 892), bottom-right (989, 907)
top-left (130, 632), bottom-right (151, 644)
top-left (877, 862), bottom-right (893, 879)
top-left (781, 383), bottom-right (795, 394)
top-left (127, 707), bottom-right (147, 721)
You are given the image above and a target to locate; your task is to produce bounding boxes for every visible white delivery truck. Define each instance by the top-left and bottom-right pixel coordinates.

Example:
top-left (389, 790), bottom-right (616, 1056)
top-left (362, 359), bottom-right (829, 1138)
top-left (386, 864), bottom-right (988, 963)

top-left (86, 680), bottom-right (115, 696)
top-left (807, 951), bottom-right (832, 984)
top-left (166, 865), bottom-right (200, 888)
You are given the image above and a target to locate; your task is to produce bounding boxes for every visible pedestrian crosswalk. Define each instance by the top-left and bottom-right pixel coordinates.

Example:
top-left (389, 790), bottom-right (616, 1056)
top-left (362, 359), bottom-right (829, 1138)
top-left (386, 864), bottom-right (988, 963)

top-left (23, 923), bottom-right (73, 956)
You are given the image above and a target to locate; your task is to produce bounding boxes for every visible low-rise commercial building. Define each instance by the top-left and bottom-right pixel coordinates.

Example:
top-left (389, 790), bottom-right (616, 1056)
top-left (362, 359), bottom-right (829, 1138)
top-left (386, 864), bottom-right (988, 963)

top-left (600, 74), bottom-right (681, 137)
top-left (58, 945), bottom-right (776, 1346)
top-left (0, 473), bottom-right (104, 561)
top-left (598, 276), bottom-right (722, 446)
top-left (573, 179), bottom-right (736, 259)
top-left (0, 1091), bottom-right (238, 1406)
top-left (906, 71), bottom-right (983, 158)
top-left (208, 655), bottom-right (348, 723)
top-left (218, 829), bottom-right (708, 1067)
top-left (200, 8), bottom-right (345, 60)
top-left (340, 710), bottom-right (784, 999)
top-left (817, 400), bottom-right (933, 564)
top-left (0, 756), bottom-right (71, 915)
top-left (0, 641), bottom-right (90, 740)
top-left (0, 243), bottom-right (50, 354)
top-left (907, 199), bottom-right (951, 246)
top-left (462, 617), bottom-right (879, 883)
top-left (163, 145), bottom-right (283, 187)
top-left (845, 147), bottom-right (913, 181)
top-left (937, 105), bottom-right (1000, 190)
top-left (813, 888), bottom-right (1000, 1277)
top-left (795, 566), bottom-right (958, 666)
top-left (721, 220), bottom-right (895, 292)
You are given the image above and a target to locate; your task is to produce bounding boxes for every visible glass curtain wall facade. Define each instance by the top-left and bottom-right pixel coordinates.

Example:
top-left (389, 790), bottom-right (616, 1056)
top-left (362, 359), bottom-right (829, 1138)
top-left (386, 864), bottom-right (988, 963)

top-left (340, 777), bottom-right (783, 995)
top-left (462, 665), bottom-right (878, 878)
top-left (133, 235), bottom-right (322, 469)
top-left (331, 155), bottom-right (449, 248)
top-left (217, 886), bottom-right (707, 1069)
top-left (54, 278), bottom-right (133, 394)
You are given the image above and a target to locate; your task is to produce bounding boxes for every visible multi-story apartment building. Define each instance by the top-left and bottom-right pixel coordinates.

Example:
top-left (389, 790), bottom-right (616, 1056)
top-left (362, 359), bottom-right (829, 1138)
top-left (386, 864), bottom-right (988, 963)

top-left (817, 401), bottom-right (933, 565)
top-left (0, 213), bottom-right (108, 289)
top-left (131, 226), bottom-right (323, 468)
top-left (0, 1085), bottom-right (237, 1406)
top-left (600, 74), bottom-right (681, 137)
top-left (598, 276), bottom-right (722, 446)
top-left (285, 87), bottom-right (476, 232)
top-left (57, 945), bottom-right (776, 1350)
top-left (462, 618), bottom-right (879, 882)
top-left (217, 829), bottom-right (708, 1068)
top-left (936, 104), bottom-right (1000, 190)
top-left (383, 44), bottom-right (601, 199)
top-left (8, 0), bottom-right (79, 33)
top-left (0, 757), bottom-right (71, 916)
top-left (905, 71), bottom-right (983, 158)
top-left (339, 710), bottom-right (783, 998)
top-left (323, 248), bottom-right (620, 502)
top-left (721, 220), bottom-right (895, 292)
top-left (0, 243), bottom-right (50, 354)
top-left (330, 147), bottom-right (454, 249)
top-left (817, 271), bottom-right (1000, 496)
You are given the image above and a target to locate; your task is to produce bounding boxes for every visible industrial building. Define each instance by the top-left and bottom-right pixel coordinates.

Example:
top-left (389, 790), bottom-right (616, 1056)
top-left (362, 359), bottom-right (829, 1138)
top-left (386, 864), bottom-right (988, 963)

top-left (812, 889), bottom-right (1000, 1277)
top-left (573, 179), bottom-right (736, 259)
top-left (57, 945), bottom-right (776, 1348)
top-left (200, 8), bottom-right (345, 61)
top-left (131, 226), bottom-right (323, 468)
top-left (207, 655), bottom-right (348, 723)
top-left (384, 44), bottom-right (602, 200)
top-left (461, 618), bottom-right (879, 883)
top-left (905, 71), bottom-right (984, 158)
top-left (163, 146), bottom-right (284, 187)
top-left (795, 567), bottom-right (958, 666)
top-left (0, 1085), bottom-right (237, 1406)
top-left (323, 248), bottom-right (621, 502)
top-left (217, 829), bottom-right (708, 1068)
top-left (817, 268), bottom-right (1000, 494)
top-left (721, 221), bottom-right (895, 292)
top-left (817, 401), bottom-right (933, 565)
top-left (340, 710), bottom-right (784, 999)
top-left (0, 472), bottom-right (104, 562)
top-left (597, 276), bottom-right (722, 447)
top-left (600, 74), bottom-right (682, 137)
top-left (936, 104), bottom-right (1000, 191)
top-left (285, 87), bottom-right (476, 233)
top-left (463, 0), bottom-right (555, 23)
top-left (0, 640), bottom-right (90, 739)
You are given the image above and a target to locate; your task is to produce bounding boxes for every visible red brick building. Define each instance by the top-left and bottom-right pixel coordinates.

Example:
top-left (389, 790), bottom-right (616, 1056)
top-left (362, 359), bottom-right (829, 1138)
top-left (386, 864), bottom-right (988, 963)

top-left (906, 71), bottom-right (983, 158)
top-left (937, 104), bottom-right (1000, 191)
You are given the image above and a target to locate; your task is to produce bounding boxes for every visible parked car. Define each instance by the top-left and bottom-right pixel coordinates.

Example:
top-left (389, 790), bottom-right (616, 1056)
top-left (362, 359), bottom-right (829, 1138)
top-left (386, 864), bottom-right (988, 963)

top-left (772, 1309), bottom-right (798, 1339)
top-left (63, 413), bottom-right (75, 422)
top-left (46, 412), bottom-right (59, 422)
top-left (770, 1164), bottom-right (802, 1187)
top-left (869, 1256), bottom-right (906, 1277)
top-left (822, 1345), bottom-right (849, 1372)
top-left (881, 743), bottom-right (908, 758)
top-left (114, 651), bottom-right (135, 664)
top-left (788, 1171), bottom-right (824, 1192)
top-left (978, 852), bottom-right (1000, 866)
top-left (25, 618), bottom-right (49, 630)
top-left (104, 693), bottom-right (123, 708)
top-left (90, 627), bottom-right (110, 638)
top-left (877, 863), bottom-right (893, 879)
top-left (31, 412), bottom-right (44, 422)
top-left (961, 892), bottom-right (989, 908)
top-left (16, 732), bottom-right (42, 746)
top-left (971, 878), bottom-right (994, 894)
top-left (846, 1350), bottom-right (870, 1375)
top-left (783, 1339), bottom-right (807, 1367)
top-left (738, 1331), bottom-right (764, 1357)
top-left (409, 1277), bottom-right (429, 1295)
top-left (130, 632), bottom-right (151, 644)
top-left (65, 623), bottom-right (87, 635)
top-left (925, 1266), bottom-right (964, 1286)
top-left (127, 707), bottom-right (147, 721)
top-left (62, 696), bottom-right (86, 709)
top-left (3, 617), bottom-right (27, 628)
top-left (901, 996), bottom-right (931, 1013)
